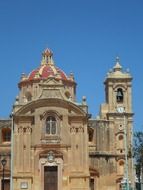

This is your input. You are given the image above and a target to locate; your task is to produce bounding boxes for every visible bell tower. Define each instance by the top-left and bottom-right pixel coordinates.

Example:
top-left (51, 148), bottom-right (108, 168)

top-left (104, 57), bottom-right (132, 114)
top-left (99, 57), bottom-right (134, 190)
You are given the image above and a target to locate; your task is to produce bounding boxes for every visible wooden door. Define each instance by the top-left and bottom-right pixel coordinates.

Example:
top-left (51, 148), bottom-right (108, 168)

top-left (44, 166), bottom-right (58, 190)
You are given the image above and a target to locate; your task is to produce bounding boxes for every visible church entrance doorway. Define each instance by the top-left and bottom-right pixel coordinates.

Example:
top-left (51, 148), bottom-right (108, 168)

top-left (44, 166), bottom-right (58, 190)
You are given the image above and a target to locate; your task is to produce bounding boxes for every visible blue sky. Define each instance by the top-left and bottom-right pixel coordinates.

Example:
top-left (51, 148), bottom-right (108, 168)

top-left (0, 0), bottom-right (143, 131)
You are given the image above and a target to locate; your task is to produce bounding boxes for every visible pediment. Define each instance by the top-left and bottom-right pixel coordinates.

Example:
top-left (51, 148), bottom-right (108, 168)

top-left (39, 88), bottom-right (65, 99)
top-left (15, 99), bottom-right (86, 116)
top-left (39, 77), bottom-right (63, 87)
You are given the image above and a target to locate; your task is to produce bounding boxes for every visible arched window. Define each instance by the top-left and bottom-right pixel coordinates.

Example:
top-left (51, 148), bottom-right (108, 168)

top-left (46, 116), bottom-right (57, 135)
top-left (116, 88), bottom-right (124, 103)
top-left (118, 160), bottom-right (124, 174)
top-left (2, 128), bottom-right (11, 142)
top-left (118, 135), bottom-right (123, 140)
top-left (118, 134), bottom-right (124, 149)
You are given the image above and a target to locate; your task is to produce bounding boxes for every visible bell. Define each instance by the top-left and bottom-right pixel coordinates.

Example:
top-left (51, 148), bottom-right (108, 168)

top-left (117, 90), bottom-right (123, 102)
top-left (117, 91), bottom-right (123, 97)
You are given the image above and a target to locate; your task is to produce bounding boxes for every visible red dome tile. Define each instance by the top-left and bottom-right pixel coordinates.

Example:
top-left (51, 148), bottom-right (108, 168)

top-left (27, 65), bottom-right (68, 81)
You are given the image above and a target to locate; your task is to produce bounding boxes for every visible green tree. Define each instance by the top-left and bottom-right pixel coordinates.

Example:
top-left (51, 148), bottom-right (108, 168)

top-left (134, 131), bottom-right (143, 190)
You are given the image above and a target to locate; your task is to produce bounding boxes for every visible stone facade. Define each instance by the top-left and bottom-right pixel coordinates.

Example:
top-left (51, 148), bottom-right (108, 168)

top-left (0, 50), bottom-right (134, 190)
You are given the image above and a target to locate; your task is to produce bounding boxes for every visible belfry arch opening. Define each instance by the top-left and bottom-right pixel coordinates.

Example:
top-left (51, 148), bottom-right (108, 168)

top-left (116, 88), bottom-right (124, 103)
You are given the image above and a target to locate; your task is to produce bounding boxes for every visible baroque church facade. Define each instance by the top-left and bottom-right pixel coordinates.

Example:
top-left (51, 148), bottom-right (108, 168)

top-left (0, 49), bottom-right (134, 190)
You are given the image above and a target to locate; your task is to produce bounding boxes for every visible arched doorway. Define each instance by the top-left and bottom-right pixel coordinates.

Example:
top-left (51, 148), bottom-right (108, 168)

top-left (39, 151), bottom-right (63, 190)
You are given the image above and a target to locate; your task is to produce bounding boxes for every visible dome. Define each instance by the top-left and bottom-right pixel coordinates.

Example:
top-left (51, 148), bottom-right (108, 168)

top-left (19, 49), bottom-right (74, 86)
top-left (28, 64), bottom-right (68, 81)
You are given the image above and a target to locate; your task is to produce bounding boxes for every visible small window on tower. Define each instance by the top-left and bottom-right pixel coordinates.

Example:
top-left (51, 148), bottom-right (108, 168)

top-left (118, 160), bottom-right (124, 174)
top-left (116, 88), bottom-right (124, 103)
top-left (118, 135), bottom-right (123, 140)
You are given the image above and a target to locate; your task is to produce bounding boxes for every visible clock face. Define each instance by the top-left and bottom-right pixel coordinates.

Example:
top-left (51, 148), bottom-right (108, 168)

top-left (117, 106), bottom-right (124, 113)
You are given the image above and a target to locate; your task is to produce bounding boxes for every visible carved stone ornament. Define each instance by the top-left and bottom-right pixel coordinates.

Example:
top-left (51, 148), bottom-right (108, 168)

top-left (47, 151), bottom-right (55, 163)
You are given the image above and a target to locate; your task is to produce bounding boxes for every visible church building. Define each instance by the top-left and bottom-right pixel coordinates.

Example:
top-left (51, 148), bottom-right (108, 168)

top-left (0, 49), bottom-right (134, 190)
